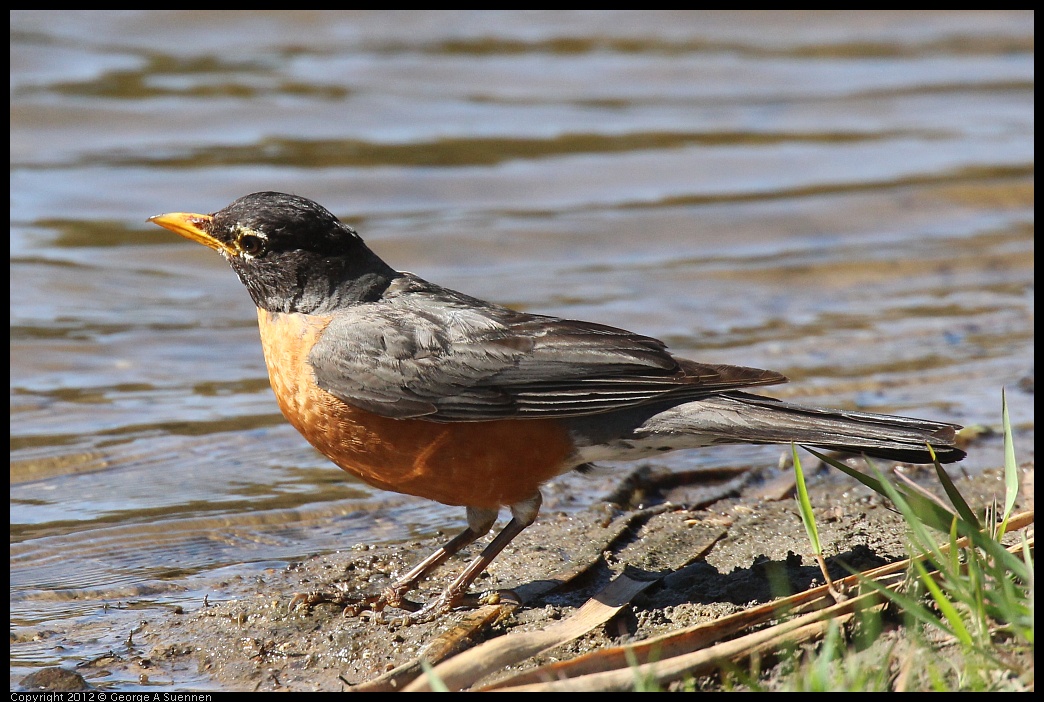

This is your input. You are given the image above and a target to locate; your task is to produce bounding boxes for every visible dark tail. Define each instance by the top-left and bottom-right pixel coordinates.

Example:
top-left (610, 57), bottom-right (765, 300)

top-left (683, 392), bottom-right (966, 464)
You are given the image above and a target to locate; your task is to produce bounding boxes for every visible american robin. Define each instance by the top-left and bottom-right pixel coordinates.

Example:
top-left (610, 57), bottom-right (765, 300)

top-left (150, 191), bottom-right (965, 623)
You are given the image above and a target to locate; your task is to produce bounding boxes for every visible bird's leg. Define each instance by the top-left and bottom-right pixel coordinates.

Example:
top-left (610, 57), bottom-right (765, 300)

top-left (292, 496), bottom-right (543, 623)
top-left (337, 506), bottom-right (499, 617)
top-left (290, 507), bottom-right (497, 615)
top-left (376, 506), bottom-right (498, 611)
top-left (399, 493), bottom-right (541, 624)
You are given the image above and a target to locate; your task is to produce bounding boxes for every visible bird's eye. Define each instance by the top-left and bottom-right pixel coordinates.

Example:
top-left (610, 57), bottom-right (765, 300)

top-left (238, 234), bottom-right (265, 256)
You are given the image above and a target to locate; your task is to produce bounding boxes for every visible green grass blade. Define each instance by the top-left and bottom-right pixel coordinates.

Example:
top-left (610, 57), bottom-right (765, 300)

top-left (420, 660), bottom-right (451, 692)
top-left (855, 571), bottom-right (956, 639)
top-left (998, 388), bottom-right (1019, 538)
top-left (867, 462), bottom-right (947, 567)
top-left (792, 444), bottom-right (822, 555)
top-left (929, 445), bottom-right (980, 530)
top-left (910, 556), bottom-right (974, 647)
top-left (803, 449), bottom-right (1027, 577)
top-left (804, 448), bottom-right (956, 535)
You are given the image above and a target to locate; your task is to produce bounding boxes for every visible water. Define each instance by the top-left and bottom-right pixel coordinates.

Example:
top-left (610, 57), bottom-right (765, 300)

top-left (10, 10), bottom-right (1034, 690)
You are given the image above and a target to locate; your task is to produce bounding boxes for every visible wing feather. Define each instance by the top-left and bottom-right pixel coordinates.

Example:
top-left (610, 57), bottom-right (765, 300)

top-left (307, 275), bottom-right (785, 421)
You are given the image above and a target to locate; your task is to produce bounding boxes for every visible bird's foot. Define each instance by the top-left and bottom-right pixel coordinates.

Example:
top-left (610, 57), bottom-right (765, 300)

top-left (387, 588), bottom-right (520, 625)
top-left (290, 584), bottom-right (518, 624)
top-left (287, 582), bottom-right (418, 616)
top-left (287, 589), bottom-right (340, 612)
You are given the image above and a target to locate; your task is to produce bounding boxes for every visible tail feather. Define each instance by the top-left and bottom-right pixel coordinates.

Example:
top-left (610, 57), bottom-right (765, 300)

top-left (636, 391), bottom-right (966, 464)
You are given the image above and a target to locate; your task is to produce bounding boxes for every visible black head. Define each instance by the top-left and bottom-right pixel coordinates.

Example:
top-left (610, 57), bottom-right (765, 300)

top-left (150, 192), bottom-right (397, 313)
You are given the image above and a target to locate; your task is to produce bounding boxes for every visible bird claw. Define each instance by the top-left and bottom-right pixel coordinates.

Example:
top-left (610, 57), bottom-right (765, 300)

top-left (389, 588), bottom-right (521, 625)
top-left (385, 595), bottom-right (455, 625)
top-left (288, 589), bottom-right (341, 612)
top-left (341, 588), bottom-right (424, 619)
top-left (288, 581), bottom-right (520, 624)
top-left (288, 583), bottom-right (433, 621)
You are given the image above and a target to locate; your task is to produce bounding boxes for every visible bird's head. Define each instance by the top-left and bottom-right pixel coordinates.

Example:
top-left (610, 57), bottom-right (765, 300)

top-left (149, 191), bottom-right (396, 313)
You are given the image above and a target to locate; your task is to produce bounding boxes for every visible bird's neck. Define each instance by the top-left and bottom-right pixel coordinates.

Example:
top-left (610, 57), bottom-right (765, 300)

top-left (238, 247), bottom-right (399, 315)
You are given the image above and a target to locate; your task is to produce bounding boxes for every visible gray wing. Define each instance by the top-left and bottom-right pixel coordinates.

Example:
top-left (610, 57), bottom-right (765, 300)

top-left (307, 276), bottom-right (786, 421)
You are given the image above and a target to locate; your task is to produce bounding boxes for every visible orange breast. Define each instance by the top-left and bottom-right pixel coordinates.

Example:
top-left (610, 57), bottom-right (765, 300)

top-left (256, 309), bottom-right (577, 509)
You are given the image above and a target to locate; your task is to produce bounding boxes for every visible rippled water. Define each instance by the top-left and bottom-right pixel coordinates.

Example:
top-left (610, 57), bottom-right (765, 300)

top-left (10, 10), bottom-right (1034, 690)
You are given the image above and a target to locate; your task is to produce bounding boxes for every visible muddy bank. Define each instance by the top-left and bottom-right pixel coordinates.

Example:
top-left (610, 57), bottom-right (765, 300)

top-left (30, 437), bottom-right (1030, 692)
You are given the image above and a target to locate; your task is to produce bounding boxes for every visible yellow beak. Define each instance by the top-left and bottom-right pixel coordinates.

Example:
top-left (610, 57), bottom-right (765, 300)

top-left (148, 212), bottom-right (234, 255)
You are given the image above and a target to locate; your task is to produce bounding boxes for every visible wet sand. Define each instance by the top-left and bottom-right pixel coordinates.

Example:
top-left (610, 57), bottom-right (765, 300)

top-left (21, 430), bottom-right (1031, 692)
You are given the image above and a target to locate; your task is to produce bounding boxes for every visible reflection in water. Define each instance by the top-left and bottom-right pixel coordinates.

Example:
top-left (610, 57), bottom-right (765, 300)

top-left (9, 10), bottom-right (1034, 690)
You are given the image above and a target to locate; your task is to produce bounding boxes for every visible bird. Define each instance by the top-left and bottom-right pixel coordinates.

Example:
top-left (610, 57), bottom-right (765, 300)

top-left (149, 191), bottom-right (965, 623)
